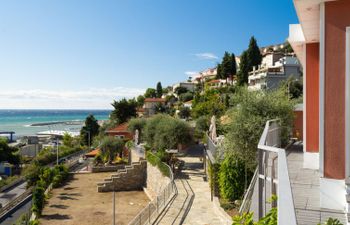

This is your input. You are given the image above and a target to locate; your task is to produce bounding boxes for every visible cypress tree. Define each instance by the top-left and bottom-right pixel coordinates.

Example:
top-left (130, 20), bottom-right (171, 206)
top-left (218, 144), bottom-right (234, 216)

top-left (246, 36), bottom-right (262, 71)
top-left (216, 63), bottom-right (222, 79)
top-left (230, 53), bottom-right (237, 82)
top-left (156, 82), bottom-right (163, 98)
top-left (237, 50), bottom-right (250, 86)
top-left (221, 52), bottom-right (231, 79)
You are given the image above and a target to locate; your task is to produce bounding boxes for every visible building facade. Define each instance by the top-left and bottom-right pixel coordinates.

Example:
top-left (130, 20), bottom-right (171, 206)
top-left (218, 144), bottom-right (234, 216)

top-left (289, 0), bottom-right (350, 214)
top-left (248, 53), bottom-right (302, 90)
top-left (143, 98), bottom-right (166, 117)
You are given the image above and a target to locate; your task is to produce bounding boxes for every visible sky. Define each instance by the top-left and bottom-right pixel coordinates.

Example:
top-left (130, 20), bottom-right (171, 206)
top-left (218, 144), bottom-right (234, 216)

top-left (0, 0), bottom-right (299, 109)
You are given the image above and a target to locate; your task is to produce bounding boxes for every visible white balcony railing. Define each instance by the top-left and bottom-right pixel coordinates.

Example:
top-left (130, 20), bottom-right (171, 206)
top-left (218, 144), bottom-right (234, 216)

top-left (257, 120), bottom-right (296, 224)
top-left (240, 120), bottom-right (296, 225)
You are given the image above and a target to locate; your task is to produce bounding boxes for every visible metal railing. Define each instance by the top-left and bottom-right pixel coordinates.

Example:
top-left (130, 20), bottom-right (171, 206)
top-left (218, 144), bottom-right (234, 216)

top-left (0, 188), bottom-right (33, 219)
top-left (239, 168), bottom-right (258, 214)
top-left (257, 120), bottom-right (296, 224)
top-left (128, 155), bottom-right (176, 225)
top-left (206, 133), bottom-right (217, 163)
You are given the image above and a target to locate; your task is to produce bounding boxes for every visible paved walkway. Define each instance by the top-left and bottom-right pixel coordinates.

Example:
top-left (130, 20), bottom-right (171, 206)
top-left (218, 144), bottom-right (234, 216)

top-left (155, 145), bottom-right (230, 225)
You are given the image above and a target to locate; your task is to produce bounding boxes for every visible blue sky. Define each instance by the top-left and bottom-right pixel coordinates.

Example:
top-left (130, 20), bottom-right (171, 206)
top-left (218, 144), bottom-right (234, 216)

top-left (0, 0), bottom-right (298, 109)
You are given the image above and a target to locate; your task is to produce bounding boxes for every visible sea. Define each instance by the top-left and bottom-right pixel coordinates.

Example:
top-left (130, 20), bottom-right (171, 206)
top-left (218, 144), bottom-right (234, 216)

top-left (0, 109), bottom-right (111, 138)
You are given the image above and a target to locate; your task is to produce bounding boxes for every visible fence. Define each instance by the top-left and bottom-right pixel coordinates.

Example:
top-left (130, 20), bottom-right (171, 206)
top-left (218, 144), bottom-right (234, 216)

top-left (128, 154), bottom-right (176, 225)
top-left (206, 133), bottom-right (217, 164)
top-left (239, 120), bottom-right (297, 224)
top-left (257, 120), bottom-right (296, 224)
top-left (239, 168), bottom-right (258, 214)
top-left (0, 188), bottom-right (33, 220)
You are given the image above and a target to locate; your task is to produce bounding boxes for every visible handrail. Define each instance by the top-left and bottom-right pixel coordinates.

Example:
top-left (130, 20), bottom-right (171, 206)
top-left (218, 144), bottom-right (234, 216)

top-left (239, 168), bottom-right (258, 214)
top-left (206, 133), bottom-right (217, 163)
top-left (257, 120), bottom-right (297, 225)
top-left (128, 151), bottom-right (176, 225)
top-left (0, 187), bottom-right (33, 219)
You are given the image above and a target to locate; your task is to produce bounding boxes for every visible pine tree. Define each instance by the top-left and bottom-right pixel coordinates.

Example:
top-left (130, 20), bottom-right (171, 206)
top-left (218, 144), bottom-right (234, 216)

top-left (237, 50), bottom-right (250, 86)
top-left (156, 82), bottom-right (163, 98)
top-left (246, 36), bottom-right (262, 71)
top-left (80, 114), bottom-right (100, 146)
top-left (110, 98), bottom-right (137, 124)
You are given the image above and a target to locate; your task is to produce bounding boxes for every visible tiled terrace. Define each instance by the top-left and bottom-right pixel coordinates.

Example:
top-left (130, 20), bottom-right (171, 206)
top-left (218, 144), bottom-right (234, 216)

top-left (287, 143), bottom-right (346, 225)
top-left (250, 143), bottom-right (347, 224)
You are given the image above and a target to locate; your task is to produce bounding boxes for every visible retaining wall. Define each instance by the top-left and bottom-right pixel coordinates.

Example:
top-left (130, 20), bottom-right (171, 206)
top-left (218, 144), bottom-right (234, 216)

top-left (144, 162), bottom-right (171, 200)
top-left (97, 161), bottom-right (147, 192)
top-left (91, 164), bottom-right (126, 173)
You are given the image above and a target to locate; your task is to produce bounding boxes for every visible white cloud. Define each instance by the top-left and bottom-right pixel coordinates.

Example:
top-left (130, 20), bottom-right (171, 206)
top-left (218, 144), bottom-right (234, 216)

top-left (0, 87), bottom-right (145, 109)
top-left (194, 53), bottom-right (218, 60)
top-left (184, 71), bottom-right (198, 77)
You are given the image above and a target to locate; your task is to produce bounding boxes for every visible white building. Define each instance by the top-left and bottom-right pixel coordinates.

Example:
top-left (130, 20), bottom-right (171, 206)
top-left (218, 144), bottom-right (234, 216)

top-left (248, 53), bottom-right (301, 90)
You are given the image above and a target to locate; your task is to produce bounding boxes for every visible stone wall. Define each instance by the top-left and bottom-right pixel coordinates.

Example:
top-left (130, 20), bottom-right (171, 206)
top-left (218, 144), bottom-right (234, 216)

top-left (144, 162), bottom-right (171, 200)
top-left (97, 161), bottom-right (147, 192)
top-left (91, 164), bottom-right (126, 173)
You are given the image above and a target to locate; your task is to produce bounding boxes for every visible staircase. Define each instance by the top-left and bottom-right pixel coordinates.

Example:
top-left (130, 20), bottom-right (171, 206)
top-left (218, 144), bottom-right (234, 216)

top-left (97, 160), bottom-right (146, 192)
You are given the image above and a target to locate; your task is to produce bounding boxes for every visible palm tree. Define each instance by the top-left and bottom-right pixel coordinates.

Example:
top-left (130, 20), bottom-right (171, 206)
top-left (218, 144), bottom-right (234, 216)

top-left (99, 136), bottom-right (124, 164)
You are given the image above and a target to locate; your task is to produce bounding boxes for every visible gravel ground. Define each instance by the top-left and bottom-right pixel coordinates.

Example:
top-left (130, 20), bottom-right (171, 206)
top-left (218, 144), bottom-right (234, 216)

top-left (40, 172), bottom-right (150, 225)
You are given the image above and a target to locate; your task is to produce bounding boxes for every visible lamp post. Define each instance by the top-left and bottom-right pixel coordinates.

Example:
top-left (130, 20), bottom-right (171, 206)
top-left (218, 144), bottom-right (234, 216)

top-left (56, 136), bottom-right (59, 165)
top-left (113, 184), bottom-right (116, 225)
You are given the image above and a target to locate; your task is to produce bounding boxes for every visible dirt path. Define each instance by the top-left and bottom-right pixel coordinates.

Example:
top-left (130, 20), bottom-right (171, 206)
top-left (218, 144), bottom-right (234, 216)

top-left (40, 172), bottom-right (150, 225)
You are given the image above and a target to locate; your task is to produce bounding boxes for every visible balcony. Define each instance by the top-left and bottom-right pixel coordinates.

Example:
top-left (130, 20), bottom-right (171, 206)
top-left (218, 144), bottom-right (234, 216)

top-left (240, 120), bottom-right (347, 224)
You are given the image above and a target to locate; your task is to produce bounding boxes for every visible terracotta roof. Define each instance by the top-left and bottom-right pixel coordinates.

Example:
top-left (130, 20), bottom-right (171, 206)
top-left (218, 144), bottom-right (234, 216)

top-left (144, 98), bottom-right (166, 103)
top-left (106, 122), bottom-right (129, 133)
top-left (85, 148), bottom-right (100, 157)
top-left (208, 79), bottom-right (220, 84)
top-left (184, 100), bottom-right (193, 104)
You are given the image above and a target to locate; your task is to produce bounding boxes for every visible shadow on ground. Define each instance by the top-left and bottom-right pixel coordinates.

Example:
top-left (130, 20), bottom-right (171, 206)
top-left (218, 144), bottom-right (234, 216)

top-left (41, 214), bottom-right (71, 220)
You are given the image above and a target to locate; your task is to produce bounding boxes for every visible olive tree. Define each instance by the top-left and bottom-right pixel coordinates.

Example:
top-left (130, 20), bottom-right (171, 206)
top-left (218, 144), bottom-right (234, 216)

top-left (144, 114), bottom-right (193, 151)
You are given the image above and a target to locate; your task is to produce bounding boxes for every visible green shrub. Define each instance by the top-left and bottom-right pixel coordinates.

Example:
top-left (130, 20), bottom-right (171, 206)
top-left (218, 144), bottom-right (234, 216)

top-left (208, 162), bottom-right (220, 197)
top-left (219, 156), bottom-right (252, 201)
top-left (224, 86), bottom-right (295, 171)
top-left (0, 175), bottom-right (20, 189)
top-left (32, 184), bottom-right (45, 216)
top-left (318, 218), bottom-right (343, 225)
top-left (146, 151), bottom-right (170, 177)
top-left (179, 92), bottom-right (193, 102)
top-left (232, 207), bottom-right (277, 225)
top-left (52, 174), bottom-right (63, 188)
top-left (29, 219), bottom-right (40, 225)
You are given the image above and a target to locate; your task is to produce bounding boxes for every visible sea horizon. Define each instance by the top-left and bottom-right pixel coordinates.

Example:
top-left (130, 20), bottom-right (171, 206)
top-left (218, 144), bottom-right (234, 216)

top-left (0, 109), bottom-right (111, 137)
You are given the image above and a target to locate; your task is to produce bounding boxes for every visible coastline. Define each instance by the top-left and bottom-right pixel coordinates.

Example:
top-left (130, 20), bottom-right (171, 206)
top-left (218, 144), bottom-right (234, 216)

top-left (0, 109), bottom-right (110, 137)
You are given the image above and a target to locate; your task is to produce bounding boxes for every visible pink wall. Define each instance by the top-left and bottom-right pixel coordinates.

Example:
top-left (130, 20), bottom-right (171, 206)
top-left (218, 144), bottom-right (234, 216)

top-left (323, 0), bottom-right (350, 179)
top-left (306, 43), bottom-right (320, 153)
